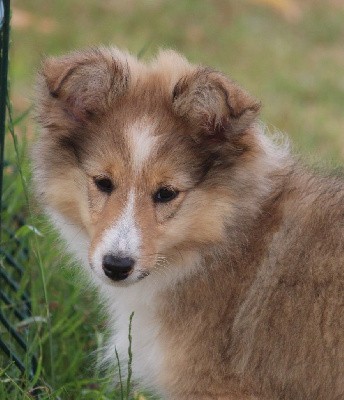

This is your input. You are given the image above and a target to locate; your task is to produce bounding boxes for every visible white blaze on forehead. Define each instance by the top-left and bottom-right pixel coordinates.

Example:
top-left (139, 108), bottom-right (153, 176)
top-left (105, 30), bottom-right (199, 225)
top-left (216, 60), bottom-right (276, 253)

top-left (93, 189), bottom-right (140, 267)
top-left (127, 119), bottom-right (158, 173)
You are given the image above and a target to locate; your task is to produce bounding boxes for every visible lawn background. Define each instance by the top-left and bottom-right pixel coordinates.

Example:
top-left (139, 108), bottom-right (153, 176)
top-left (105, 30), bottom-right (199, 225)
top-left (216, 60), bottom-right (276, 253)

top-left (1, 0), bottom-right (344, 399)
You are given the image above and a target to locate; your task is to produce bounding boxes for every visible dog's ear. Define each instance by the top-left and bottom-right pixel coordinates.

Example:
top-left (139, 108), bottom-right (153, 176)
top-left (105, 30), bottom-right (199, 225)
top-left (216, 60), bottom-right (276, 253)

top-left (37, 48), bottom-right (130, 125)
top-left (172, 68), bottom-right (260, 142)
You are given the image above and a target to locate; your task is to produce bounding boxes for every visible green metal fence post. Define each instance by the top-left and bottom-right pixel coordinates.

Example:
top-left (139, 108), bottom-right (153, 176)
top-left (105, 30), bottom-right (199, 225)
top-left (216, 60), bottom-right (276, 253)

top-left (0, 0), bottom-right (10, 236)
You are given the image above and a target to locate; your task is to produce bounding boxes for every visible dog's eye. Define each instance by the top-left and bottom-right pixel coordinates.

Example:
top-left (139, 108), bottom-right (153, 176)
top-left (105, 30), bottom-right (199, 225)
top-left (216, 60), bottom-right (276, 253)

top-left (93, 177), bottom-right (114, 194)
top-left (153, 187), bottom-right (179, 203)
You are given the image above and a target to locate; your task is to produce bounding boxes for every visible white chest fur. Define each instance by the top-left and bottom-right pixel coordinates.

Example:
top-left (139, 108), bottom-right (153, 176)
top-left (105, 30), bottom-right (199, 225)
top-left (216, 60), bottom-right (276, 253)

top-left (101, 254), bottom-right (201, 394)
top-left (47, 210), bottom-right (164, 389)
top-left (104, 279), bottom-right (165, 393)
top-left (47, 209), bottom-right (198, 394)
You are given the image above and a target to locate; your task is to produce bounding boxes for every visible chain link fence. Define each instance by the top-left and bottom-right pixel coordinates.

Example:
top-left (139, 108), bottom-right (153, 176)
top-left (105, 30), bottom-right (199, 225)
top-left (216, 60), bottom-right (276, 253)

top-left (0, 0), bottom-right (41, 396)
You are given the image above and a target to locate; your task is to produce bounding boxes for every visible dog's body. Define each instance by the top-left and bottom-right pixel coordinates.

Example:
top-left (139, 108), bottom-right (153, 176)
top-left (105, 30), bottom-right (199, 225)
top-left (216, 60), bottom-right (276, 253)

top-left (32, 47), bottom-right (344, 399)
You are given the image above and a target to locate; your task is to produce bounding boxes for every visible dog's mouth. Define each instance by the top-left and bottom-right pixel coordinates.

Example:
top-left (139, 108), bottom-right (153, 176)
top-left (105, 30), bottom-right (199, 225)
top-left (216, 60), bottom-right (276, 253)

top-left (105, 269), bottom-right (150, 286)
top-left (137, 270), bottom-right (150, 280)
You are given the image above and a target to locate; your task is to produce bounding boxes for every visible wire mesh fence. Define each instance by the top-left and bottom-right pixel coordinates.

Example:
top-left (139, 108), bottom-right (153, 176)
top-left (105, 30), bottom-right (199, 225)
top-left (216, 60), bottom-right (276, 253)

top-left (0, 0), bottom-right (41, 396)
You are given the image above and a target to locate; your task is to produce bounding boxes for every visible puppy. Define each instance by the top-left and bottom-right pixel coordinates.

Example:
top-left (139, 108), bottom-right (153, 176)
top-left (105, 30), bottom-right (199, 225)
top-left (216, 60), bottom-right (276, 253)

top-left (32, 47), bottom-right (344, 399)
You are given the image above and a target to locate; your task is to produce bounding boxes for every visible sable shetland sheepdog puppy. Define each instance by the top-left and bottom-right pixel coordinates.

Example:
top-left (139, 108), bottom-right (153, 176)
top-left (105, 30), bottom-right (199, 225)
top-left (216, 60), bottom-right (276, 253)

top-left (32, 47), bottom-right (344, 400)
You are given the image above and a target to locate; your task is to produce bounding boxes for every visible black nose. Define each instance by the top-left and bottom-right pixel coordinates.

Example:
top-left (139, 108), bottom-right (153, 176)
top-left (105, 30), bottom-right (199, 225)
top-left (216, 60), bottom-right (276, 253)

top-left (102, 255), bottom-right (135, 281)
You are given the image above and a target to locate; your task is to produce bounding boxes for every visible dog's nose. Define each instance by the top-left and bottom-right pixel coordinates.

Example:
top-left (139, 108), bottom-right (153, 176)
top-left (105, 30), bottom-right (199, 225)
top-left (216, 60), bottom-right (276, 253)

top-left (102, 255), bottom-right (135, 281)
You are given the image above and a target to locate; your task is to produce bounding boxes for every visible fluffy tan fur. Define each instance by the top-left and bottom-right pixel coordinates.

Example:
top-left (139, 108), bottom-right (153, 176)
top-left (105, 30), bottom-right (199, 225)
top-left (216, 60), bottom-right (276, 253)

top-left (32, 47), bottom-right (344, 400)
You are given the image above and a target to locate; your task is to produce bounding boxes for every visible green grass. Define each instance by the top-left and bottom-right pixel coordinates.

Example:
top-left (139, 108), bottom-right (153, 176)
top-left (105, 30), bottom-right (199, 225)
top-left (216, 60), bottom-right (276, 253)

top-left (1, 0), bottom-right (344, 398)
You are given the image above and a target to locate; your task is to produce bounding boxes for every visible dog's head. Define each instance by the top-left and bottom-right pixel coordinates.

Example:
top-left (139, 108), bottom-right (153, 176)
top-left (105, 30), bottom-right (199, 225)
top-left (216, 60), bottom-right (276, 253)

top-left (33, 47), bottom-right (261, 286)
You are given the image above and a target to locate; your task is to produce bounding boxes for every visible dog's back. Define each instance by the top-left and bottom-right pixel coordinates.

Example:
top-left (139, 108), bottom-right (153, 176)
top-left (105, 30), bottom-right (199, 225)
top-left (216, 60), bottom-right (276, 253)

top-left (145, 165), bottom-right (344, 399)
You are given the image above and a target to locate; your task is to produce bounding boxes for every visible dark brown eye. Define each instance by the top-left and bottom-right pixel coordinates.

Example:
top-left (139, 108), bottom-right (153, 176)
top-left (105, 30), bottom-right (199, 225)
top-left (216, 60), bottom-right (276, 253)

top-left (153, 187), bottom-right (179, 203)
top-left (93, 177), bottom-right (114, 194)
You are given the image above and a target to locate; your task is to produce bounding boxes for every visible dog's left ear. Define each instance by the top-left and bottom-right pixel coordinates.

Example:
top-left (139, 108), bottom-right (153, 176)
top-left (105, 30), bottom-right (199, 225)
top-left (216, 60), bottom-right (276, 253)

top-left (172, 68), bottom-right (260, 141)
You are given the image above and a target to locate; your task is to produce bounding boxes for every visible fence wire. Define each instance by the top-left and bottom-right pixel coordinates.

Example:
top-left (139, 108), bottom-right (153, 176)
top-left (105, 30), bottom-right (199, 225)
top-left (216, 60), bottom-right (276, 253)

top-left (0, 0), bottom-right (41, 396)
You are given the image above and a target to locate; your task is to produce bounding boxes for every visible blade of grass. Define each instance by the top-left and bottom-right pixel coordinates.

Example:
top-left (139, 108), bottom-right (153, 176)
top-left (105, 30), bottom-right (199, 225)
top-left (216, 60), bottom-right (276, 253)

top-left (7, 106), bottom-right (32, 127)
top-left (6, 92), bottom-right (55, 386)
top-left (137, 40), bottom-right (153, 59)
top-left (2, 372), bottom-right (32, 400)
top-left (126, 312), bottom-right (134, 400)
top-left (115, 347), bottom-right (124, 400)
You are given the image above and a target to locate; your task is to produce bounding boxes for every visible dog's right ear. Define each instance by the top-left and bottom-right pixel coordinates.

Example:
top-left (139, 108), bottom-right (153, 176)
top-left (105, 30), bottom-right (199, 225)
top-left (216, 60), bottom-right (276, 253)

top-left (172, 68), bottom-right (260, 144)
top-left (36, 48), bottom-right (130, 127)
